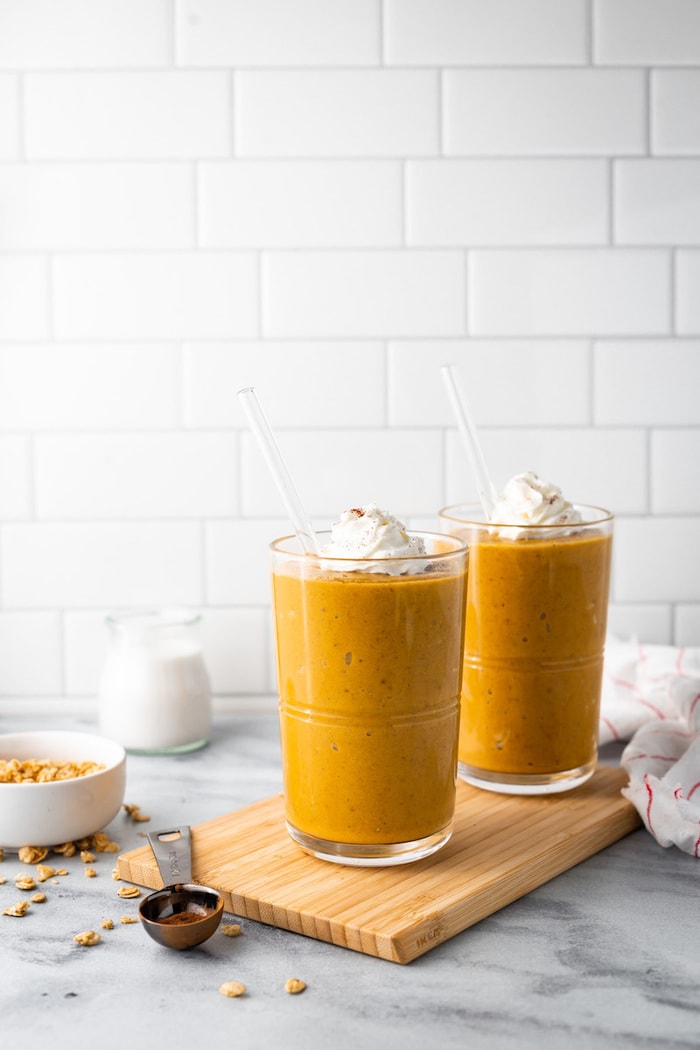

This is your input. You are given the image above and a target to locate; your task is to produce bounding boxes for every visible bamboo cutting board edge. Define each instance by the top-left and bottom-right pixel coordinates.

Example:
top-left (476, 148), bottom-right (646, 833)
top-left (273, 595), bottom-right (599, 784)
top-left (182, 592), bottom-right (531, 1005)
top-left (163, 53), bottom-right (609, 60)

top-left (117, 766), bottom-right (641, 964)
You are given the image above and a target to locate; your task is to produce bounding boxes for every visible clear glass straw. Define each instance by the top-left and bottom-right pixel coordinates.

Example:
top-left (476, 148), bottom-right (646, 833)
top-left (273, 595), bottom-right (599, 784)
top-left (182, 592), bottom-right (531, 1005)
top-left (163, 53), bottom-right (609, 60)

top-left (441, 362), bottom-right (498, 519)
top-left (237, 386), bottom-right (318, 554)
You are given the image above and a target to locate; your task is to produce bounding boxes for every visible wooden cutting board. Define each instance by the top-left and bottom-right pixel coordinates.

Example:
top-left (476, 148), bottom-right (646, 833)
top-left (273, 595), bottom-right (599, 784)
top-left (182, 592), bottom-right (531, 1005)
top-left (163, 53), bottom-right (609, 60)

top-left (117, 765), bottom-right (640, 964)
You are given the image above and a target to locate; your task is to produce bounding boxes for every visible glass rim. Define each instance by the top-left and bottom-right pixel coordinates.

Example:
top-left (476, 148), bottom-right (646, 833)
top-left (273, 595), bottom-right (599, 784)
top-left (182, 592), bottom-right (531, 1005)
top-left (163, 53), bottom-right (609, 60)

top-left (270, 528), bottom-right (468, 564)
top-left (438, 502), bottom-right (614, 529)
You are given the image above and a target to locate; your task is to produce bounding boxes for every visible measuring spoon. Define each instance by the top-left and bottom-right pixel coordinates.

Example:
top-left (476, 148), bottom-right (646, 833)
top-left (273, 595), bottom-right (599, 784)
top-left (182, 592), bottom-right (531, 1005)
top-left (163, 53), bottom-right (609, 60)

top-left (138, 826), bottom-right (224, 950)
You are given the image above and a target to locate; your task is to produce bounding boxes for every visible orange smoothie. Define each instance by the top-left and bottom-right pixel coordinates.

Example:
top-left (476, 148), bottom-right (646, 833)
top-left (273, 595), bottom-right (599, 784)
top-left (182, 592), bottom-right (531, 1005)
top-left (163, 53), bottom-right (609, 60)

top-left (271, 532), bottom-right (467, 864)
top-left (440, 502), bottom-right (613, 793)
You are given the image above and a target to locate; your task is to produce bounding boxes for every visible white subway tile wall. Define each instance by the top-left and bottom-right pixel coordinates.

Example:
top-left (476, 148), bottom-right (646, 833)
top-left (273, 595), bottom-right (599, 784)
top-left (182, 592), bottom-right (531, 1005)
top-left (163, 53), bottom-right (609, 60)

top-left (0, 163), bottom-right (195, 251)
top-left (1, 0), bottom-right (698, 711)
top-left (677, 251), bottom-right (700, 333)
top-left (0, 0), bottom-right (171, 69)
top-left (443, 69), bottom-right (647, 156)
top-left (0, 74), bottom-right (20, 158)
top-left (235, 70), bottom-right (440, 157)
top-left (469, 249), bottom-right (671, 336)
top-left (652, 71), bottom-right (700, 154)
top-left (24, 72), bottom-right (232, 159)
top-left (593, 0), bottom-right (700, 65)
top-left (262, 250), bottom-right (466, 337)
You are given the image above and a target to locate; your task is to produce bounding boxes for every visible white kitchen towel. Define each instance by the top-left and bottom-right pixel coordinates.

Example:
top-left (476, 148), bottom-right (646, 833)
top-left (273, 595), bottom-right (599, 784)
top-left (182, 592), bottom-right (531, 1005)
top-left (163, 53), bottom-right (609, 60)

top-left (600, 640), bottom-right (700, 858)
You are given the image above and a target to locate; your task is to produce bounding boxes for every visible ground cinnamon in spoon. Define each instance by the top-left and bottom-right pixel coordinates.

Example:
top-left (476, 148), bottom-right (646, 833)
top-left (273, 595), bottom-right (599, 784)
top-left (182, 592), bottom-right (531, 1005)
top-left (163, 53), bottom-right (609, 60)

top-left (158, 910), bottom-right (211, 926)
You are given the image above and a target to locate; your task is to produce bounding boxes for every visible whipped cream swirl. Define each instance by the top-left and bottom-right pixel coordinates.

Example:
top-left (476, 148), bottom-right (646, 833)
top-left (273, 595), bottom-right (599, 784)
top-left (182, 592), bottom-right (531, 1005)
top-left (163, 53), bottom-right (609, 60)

top-left (320, 504), bottom-right (427, 575)
top-left (489, 471), bottom-right (582, 539)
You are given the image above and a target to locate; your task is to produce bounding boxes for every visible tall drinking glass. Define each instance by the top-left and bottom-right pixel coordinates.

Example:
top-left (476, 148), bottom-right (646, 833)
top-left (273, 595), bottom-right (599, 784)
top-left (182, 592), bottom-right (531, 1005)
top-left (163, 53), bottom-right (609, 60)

top-left (439, 504), bottom-right (613, 795)
top-left (271, 531), bottom-right (468, 865)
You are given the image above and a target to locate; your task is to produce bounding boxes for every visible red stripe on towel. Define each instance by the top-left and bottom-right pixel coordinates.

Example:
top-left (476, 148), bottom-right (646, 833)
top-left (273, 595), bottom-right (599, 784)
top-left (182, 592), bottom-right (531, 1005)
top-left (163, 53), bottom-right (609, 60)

top-left (645, 776), bottom-right (655, 838)
top-left (689, 692), bottom-right (700, 722)
top-left (627, 753), bottom-right (679, 764)
top-left (601, 716), bottom-right (619, 741)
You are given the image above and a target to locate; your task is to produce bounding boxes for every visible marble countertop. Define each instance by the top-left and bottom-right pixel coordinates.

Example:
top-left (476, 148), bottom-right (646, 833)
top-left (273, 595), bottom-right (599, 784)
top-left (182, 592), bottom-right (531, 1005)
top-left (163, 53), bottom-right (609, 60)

top-left (2, 712), bottom-right (698, 1050)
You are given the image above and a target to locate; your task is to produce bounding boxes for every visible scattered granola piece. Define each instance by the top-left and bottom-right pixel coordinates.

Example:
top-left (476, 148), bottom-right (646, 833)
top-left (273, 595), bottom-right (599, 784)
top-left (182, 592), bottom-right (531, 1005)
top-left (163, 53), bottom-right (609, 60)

top-left (117, 885), bottom-right (141, 899)
top-left (219, 981), bottom-right (246, 998)
top-left (101, 919), bottom-right (114, 930)
top-left (14, 874), bottom-right (36, 891)
top-left (284, 978), bottom-right (307, 995)
top-left (36, 864), bottom-right (56, 883)
top-left (80, 850), bottom-right (95, 864)
top-left (53, 842), bottom-right (76, 857)
top-left (120, 916), bottom-right (138, 924)
top-left (124, 803), bottom-right (151, 823)
top-left (73, 930), bottom-right (101, 947)
top-left (85, 867), bottom-right (97, 879)
top-left (92, 835), bottom-right (120, 852)
top-left (93, 832), bottom-right (120, 853)
top-left (19, 846), bottom-right (48, 864)
top-left (111, 867), bottom-right (121, 881)
top-left (0, 876), bottom-right (6, 885)
top-left (30, 893), bottom-right (46, 903)
top-left (55, 869), bottom-right (69, 877)
top-left (3, 900), bottom-right (30, 917)
top-left (221, 923), bottom-right (241, 938)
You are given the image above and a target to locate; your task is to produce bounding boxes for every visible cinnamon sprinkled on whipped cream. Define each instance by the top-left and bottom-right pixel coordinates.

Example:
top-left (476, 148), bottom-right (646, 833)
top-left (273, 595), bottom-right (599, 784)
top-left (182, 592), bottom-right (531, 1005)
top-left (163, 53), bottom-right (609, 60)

top-left (320, 504), bottom-right (426, 574)
top-left (489, 472), bottom-right (582, 539)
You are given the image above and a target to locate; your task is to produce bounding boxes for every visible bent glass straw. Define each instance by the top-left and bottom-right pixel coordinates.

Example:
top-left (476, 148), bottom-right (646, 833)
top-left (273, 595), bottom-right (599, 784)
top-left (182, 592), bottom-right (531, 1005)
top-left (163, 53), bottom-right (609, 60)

top-left (237, 386), bottom-right (318, 555)
top-left (441, 363), bottom-right (498, 519)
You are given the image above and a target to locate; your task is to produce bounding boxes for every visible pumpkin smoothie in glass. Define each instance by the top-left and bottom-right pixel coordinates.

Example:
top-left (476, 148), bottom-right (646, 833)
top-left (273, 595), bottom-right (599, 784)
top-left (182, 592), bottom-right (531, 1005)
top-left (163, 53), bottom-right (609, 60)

top-left (440, 473), bottom-right (613, 795)
top-left (271, 505), bottom-right (468, 865)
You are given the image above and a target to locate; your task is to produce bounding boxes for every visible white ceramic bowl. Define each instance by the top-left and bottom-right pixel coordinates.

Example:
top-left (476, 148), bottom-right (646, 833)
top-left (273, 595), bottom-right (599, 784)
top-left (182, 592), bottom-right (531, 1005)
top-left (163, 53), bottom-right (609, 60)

top-left (0, 730), bottom-right (126, 849)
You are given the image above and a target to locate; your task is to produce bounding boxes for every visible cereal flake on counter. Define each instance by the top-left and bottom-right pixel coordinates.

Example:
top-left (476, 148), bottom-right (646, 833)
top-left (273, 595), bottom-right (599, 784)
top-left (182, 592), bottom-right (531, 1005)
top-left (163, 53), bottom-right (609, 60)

top-left (221, 923), bottom-right (241, 938)
top-left (123, 803), bottom-right (151, 823)
top-left (73, 930), bottom-right (101, 947)
top-left (93, 832), bottom-right (120, 853)
top-left (3, 901), bottom-right (30, 917)
top-left (117, 885), bottom-right (141, 899)
top-left (18, 846), bottom-right (48, 864)
top-left (53, 842), bottom-right (76, 857)
top-left (284, 978), bottom-right (307, 995)
top-left (14, 874), bottom-right (36, 891)
top-left (219, 981), bottom-right (246, 998)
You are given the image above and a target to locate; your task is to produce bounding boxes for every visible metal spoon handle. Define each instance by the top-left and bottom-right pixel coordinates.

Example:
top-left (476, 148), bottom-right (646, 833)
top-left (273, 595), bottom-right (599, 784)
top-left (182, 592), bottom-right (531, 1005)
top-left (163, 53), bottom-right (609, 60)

top-left (147, 826), bottom-right (192, 887)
